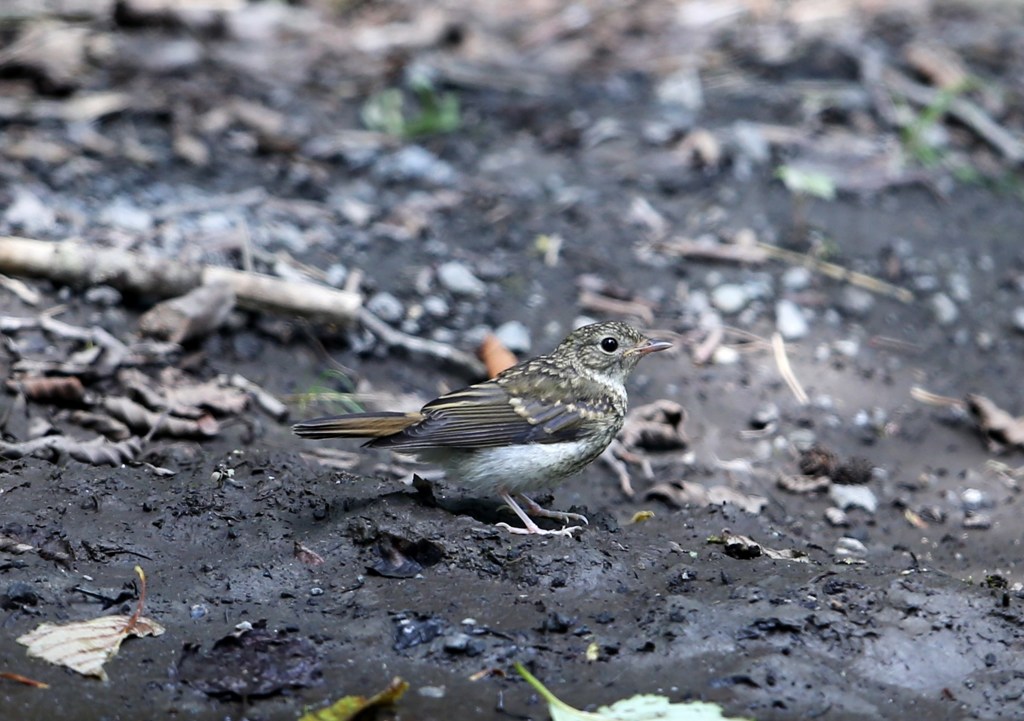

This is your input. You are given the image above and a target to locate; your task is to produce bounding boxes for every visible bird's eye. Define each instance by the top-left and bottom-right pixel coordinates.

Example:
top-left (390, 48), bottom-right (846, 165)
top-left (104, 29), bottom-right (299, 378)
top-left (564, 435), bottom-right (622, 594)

top-left (600, 337), bottom-right (619, 353)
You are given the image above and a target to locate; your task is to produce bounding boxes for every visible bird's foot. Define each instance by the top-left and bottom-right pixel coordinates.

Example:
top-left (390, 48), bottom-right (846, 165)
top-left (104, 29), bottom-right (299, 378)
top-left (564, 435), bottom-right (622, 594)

top-left (519, 494), bottom-right (589, 526)
top-left (496, 521), bottom-right (582, 537)
top-left (498, 492), bottom-right (585, 537)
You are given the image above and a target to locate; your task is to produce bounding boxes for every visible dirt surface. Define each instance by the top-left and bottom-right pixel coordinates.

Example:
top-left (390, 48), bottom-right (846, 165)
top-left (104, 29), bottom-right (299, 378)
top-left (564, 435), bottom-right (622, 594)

top-left (3, 1), bottom-right (1024, 720)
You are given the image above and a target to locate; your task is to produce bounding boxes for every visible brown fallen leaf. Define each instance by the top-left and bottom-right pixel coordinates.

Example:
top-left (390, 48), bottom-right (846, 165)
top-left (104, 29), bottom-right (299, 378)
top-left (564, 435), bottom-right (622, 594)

top-left (16, 566), bottom-right (164, 681)
top-left (8, 375), bottom-right (86, 403)
top-left (965, 394), bottom-right (1024, 452)
top-left (478, 333), bottom-right (517, 378)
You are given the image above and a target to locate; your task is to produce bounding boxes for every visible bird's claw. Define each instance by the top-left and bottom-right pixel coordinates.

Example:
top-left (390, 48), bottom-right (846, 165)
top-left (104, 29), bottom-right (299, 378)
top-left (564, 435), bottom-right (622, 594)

top-left (496, 522), bottom-right (583, 537)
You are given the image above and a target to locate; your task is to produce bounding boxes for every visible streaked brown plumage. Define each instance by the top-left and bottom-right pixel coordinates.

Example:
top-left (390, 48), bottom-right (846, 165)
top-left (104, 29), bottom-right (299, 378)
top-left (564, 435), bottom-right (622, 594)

top-left (294, 321), bottom-right (670, 536)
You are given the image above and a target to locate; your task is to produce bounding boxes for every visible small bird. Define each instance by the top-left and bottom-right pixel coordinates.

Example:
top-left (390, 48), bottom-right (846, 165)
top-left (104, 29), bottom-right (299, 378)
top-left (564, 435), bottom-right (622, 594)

top-left (293, 321), bottom-right (671, 536)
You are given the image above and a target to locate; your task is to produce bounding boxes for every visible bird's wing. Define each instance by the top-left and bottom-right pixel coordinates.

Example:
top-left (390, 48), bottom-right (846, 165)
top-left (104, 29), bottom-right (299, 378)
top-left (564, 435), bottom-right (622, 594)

top-left (366, 379), bottom-right (599, 451)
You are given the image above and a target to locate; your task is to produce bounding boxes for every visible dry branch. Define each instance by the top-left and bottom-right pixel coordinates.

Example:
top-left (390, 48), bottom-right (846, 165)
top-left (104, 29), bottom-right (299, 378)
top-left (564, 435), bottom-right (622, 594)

top-left (0, 237), bottom-right (361, 326)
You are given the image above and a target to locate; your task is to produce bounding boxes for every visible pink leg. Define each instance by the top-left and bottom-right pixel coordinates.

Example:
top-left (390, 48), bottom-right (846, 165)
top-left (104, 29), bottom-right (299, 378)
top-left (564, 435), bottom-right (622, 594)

top-left (495, 493), bottom-right (583, 537)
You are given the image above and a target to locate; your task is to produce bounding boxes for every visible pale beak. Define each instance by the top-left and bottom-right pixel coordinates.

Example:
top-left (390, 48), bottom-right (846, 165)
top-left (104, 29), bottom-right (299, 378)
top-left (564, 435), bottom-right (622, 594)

top-left (628, 338), bottom-right (672, 357)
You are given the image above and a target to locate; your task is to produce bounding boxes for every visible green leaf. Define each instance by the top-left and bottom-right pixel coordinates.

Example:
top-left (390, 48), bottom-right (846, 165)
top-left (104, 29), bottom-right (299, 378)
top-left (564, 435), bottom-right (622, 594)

top-left (776, 165), bottom-right (836, 201)
top-left (513, 663), bottom-right (753, 721)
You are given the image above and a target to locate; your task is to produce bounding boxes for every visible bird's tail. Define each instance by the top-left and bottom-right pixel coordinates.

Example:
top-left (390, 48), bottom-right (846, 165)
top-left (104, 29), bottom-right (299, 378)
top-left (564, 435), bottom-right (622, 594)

top-left (292, 412), bottom-right (420, 440)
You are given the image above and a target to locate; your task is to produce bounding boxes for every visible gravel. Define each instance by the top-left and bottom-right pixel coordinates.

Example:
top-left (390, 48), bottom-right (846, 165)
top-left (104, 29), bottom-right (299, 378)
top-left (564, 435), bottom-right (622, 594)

top-left (437, 261), bottom-right (486, 298)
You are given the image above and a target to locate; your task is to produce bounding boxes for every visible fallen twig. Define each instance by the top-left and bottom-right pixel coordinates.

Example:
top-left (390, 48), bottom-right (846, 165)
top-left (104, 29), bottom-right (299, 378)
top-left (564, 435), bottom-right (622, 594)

top-left (0, 237), bottom-right (362, 326)
top-left (771, 332), bottom-right (808, 406)
top-left (656, 238), bottom-right (768, 264)
top-left (578, 289), bottom-right (655, 325)
top-left (757, 242), bottom-right (914, 303)
top-left (358, 307), bottom-right (485, 377)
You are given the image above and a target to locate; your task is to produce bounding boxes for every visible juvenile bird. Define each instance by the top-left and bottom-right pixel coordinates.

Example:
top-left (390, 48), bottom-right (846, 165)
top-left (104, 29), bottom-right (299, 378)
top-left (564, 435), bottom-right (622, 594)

top-left (293, 321), bottom-right (671, 536)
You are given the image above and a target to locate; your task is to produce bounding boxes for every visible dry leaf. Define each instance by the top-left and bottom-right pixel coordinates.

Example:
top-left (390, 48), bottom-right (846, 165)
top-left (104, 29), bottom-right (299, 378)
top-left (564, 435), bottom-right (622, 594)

top-left (17, 566), bottom-right (164, 681)
top-left (478, 333), bottom-right (517, 378)
top-left (299, 677), bottom-right (409, 721)
top-left (646, 481), bottom-right (767, 515)
top-left (709, 531), bottom-right (809, 563)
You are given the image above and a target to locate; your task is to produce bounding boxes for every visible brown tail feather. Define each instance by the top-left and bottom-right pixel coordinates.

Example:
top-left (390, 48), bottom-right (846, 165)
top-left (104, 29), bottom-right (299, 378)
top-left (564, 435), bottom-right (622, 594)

top-left (292, 411), bottom-right (421, 440)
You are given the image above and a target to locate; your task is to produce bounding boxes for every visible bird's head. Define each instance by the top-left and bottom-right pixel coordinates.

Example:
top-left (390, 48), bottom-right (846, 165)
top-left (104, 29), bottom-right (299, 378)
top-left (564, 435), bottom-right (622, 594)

top-left (554, 321), bottom-right (671, 386)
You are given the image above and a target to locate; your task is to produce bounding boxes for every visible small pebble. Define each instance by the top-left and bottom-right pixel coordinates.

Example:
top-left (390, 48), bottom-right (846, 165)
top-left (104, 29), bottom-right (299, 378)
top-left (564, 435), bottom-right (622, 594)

top-left (367, 291), bottom-right (404, 323)
top-left (710, 284), bottom-right (749, 314)
top-left (325, 263), bottom-right (348, 287)
top-left (775, 299), bottom-right (809, 339)
top-left (830, 484), bottom-right (878, 514)
top-left (824, 507), bottom-right (849, 527)
top-left (373, 145), bottom-right (457, 186)
top-left (100, 200), bottom-right (153, 232)
top-left (835, 536), bottom-right (868, 558)
top-left (437, 261), bottom-right (486, 298)
top-left (84, 285), bottom-right (123, 307)
top-left (712, 345), bottom-right (739, 365)
top-left (781, 266), bottom-right (812, 291)
top-left (948, 272), bottom-right (971, 302)
top-left (837, 287), bottom-right (875, 318)
top-left (963, 512), bottom-right (992, 530)
top-left (930, 292), bottom-right (958, 326)
top-left (495, 320), bottom-right (531, 353)
top-left (417, 686), bottom-right (446, 699)
top-left (1012, 307), bottom-right (1024, 334)
top-left (422, 295), bottom-right (450, 318)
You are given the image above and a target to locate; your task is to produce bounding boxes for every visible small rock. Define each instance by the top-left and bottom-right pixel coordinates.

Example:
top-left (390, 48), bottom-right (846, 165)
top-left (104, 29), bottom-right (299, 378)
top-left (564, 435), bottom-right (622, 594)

top-left (824, 507), bottom-right (849, 527)
top-left (99, 200), bottom-right (153, 232)
top-left (437, 261), bottom-right (486, 298)
top-left (495, 320), bottom-right (531, 354)
top-left (833, 338), bottom-right (860, 358)
top-left (781, 266), bottom-right (812, 291)
top-left (829, 484), bottom-right (878, 514)
top-left (775, 299), bottom-right (809, 339)
top-left (418, 686), bottom-right (446, 699)
top-left (422, 295), bottom-right (449, 318)
top-left (367, 292), bottom-right (404, 323)
top-left (325, 263), bottom-right (348, 288)
top-left (5, 188), bottom-right (56, 235)
top-left (960, 487), bottom-right (992, 511)
top-left (963, 512), bottom-right (992, 530)
top-left (1012, 307), bottom-right (1024, 334)
top-left (373, 145), bottom-right (457, 186)
top-left (750, 403), bottom-right (778, 430)
top-left (837, 287), bottom-right (875, 319)
top-left (930, 293), bottom-right (958, 326)
top-left (787, 428), bottom-right (817, 451)
top-left (84, 285), bottom-right (122, 307)
top-left (835, 536), bottom-right (868, 558)
top-left (947, 272), bottom-right (971, 302)
top-left (712, 345), bottom-right (739, 365)
top-left (710, 284), bottom-right (749, 314)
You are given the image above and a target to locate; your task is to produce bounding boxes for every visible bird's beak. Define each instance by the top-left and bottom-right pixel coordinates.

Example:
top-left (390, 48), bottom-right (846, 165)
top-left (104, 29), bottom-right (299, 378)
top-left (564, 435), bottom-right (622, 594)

top-left (628, 338), bottom-right (673, 357)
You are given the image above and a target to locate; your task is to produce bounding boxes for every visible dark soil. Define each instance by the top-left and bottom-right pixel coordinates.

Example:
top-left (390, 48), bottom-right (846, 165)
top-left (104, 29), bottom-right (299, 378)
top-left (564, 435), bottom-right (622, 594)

top-left (3, 2), bottom-right (1024, 720)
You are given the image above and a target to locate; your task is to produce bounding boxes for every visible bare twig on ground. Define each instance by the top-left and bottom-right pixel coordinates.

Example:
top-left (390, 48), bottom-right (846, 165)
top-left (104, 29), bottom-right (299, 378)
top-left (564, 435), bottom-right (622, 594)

top-left (757, 242), bottom-right (914, 303)
top-left (657, 238), bottom-right (768, 264)
top-left (578, 289), bottom-right (655, 325)
top-left (358, 307), bottom-right (485, 377)
top-left (771, 333), bottom-right (809, 406)
top-left (0, 237), bottom-right (362, 325)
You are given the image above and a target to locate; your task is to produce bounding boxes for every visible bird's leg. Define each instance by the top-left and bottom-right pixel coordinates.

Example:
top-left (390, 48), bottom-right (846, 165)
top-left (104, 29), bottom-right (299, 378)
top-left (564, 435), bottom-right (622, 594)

top-left (518, 494), bottom-right (589, 526)
top-left (495, 492), bottom-right (583, 537)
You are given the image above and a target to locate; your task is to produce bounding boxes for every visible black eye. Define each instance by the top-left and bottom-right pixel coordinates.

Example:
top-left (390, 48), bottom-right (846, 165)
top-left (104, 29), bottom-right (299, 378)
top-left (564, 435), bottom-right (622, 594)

top-left (600, 337), bottom-right (619, 353)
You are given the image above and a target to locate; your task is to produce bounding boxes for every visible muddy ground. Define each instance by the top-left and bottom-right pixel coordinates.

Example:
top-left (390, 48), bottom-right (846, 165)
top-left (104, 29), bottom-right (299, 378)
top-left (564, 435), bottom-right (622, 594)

top-left (3, 1), bottom-right (1024, 719)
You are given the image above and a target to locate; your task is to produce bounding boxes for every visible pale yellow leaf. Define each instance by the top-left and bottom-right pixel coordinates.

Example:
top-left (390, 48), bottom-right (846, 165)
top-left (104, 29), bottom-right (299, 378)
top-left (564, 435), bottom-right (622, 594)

top-left (17, 615), bottom-right (165, 681)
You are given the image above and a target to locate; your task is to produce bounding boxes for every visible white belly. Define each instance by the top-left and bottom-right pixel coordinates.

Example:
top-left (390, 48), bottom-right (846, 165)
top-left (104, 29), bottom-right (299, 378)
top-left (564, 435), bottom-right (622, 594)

top-left (427, 440), bottom-right (604, 495)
